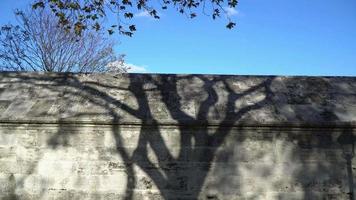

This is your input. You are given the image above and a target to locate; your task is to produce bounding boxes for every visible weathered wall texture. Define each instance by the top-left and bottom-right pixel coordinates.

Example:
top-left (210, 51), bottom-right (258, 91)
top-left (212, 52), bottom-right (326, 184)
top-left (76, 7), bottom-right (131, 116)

top-left (0, 72), bottom-right (356, 200)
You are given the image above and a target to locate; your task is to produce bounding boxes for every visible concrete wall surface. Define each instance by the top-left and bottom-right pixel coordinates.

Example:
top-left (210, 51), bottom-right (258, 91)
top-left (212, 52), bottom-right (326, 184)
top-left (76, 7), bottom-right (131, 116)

top-left (0, 72), bottom-right (355, 200)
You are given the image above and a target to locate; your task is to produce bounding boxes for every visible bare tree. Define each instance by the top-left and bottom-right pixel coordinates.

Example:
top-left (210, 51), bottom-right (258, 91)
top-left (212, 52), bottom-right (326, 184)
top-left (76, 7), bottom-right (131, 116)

top-left (0, 8), bottom-right (126, 73)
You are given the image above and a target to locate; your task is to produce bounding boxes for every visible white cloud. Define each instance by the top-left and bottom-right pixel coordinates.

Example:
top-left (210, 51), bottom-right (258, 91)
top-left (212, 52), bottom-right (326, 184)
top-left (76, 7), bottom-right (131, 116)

top-left (106, 59), bottom-right (148, 73)
top-left (135, 10), bottom-right (162, 20)
top-left (135, 10), bottom-right (151, 18)
top-left (224, 7), bottom-right (239, 17)
top-left (106, 60), bottom-right (127, 73)
top-left (126, 63), bottom-right (149, 73)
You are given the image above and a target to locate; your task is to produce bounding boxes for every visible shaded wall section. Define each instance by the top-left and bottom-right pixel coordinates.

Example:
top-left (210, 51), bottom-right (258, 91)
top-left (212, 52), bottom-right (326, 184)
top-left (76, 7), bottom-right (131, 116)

top-left (0, 72), bottom-right (355, 200)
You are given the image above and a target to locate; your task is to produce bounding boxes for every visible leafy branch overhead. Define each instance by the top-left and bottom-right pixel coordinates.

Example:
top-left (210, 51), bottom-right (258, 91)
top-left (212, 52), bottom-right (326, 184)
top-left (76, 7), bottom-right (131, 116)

top-left (32, 0), bottom-right (238, 36)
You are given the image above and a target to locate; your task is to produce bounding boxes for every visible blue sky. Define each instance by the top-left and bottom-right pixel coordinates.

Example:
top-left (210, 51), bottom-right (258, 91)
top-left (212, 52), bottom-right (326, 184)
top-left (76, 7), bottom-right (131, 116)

top-left (1, 0), bottom-right (356, 76)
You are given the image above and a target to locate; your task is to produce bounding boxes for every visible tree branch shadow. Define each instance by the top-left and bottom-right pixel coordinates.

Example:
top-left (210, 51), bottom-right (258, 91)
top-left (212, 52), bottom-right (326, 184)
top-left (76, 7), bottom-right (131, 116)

top-left (0, 72), bottom-right (355, 199)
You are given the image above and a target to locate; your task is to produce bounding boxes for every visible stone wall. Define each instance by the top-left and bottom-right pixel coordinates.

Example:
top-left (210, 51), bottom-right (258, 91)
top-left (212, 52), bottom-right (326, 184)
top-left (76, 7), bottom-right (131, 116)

top-left (0, 72), bottom-right (355, 200)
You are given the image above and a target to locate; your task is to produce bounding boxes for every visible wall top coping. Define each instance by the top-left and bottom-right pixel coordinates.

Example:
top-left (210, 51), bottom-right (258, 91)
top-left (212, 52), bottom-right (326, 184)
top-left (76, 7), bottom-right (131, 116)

top-left (0, 72), bottom-right (355, 127)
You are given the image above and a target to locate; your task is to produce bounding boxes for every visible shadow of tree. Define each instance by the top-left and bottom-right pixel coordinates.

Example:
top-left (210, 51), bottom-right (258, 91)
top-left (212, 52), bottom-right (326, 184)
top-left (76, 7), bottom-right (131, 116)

top-left (0, 72), bottom-right (355, 199)
top-left (2, 174), bottom-right (18, 200)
